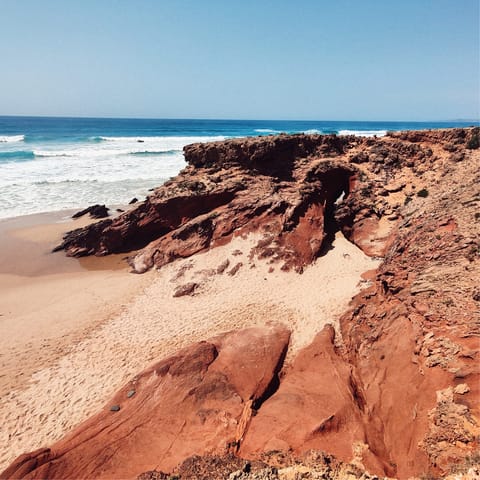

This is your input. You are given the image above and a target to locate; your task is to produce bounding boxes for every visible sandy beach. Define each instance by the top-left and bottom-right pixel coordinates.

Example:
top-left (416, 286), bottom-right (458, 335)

top-left (0, 210), bottom-right (379, 471)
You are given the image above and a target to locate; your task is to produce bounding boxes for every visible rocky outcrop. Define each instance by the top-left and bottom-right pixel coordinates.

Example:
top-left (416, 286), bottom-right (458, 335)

top-left (71, 204), bottom-right (110, 219)
top-left (6, 128), bottom-right (480, 479)
top-left (52, 134), bottom-right (370, 272)
top-left (336, 138), bottom-right (480, 478)
top-left (55, 130), bottom-right (476, 273)
top-left (239, 325), bottom-right (389, 475)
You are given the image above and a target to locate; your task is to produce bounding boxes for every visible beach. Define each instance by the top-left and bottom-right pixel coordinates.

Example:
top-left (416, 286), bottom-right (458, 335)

top-left (1, 0), bottom-right (478, 473)
top-left (0, 209), bottom-right (378, 471)
top-left (1, 127), bottom-right (479, 479)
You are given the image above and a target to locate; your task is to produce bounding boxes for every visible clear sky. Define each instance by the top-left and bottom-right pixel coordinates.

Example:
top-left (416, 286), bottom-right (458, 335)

top-left (0, 0), bottom-right (478, 120)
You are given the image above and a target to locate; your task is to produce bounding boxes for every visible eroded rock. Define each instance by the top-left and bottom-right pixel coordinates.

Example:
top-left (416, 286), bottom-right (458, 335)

top-left (3, 326), bottom-right (290, 479)
top-left (173, 282), bottom-right (198, 297)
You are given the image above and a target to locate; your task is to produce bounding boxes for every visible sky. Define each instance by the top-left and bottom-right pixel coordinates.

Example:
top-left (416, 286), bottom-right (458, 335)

top-left (0, 0), bottom-right (478, 121)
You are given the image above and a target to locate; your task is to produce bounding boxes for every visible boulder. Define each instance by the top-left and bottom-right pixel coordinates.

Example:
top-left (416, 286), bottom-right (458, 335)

top-left (2, 326), bottom-right (290, 479)
top-left (72, 204), bottom-right (110, 219)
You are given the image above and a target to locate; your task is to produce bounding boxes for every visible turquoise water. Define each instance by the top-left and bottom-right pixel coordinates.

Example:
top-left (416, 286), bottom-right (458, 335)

top-left (0, 116), bottom-right (476, 219)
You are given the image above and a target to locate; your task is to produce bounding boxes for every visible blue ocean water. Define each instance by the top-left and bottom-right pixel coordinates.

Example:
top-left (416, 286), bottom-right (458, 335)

top-left (0, 116), bottom-right (476, 219)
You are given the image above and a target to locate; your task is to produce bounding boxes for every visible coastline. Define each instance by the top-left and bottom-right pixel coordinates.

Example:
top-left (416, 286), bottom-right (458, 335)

top-left (0, 209), bottom-right (379, 471)
top-left (0, 208), bottom-right (144, 389)
top-left (1, 128), bottom-right (478, 478)
top-left (1, 117), bottom-right (477, 223)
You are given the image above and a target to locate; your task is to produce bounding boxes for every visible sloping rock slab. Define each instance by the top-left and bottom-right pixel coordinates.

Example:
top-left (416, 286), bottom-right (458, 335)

top-left (239, 325), bottom-right (388, 476)
top-left (2, 326), bottom-right (290, 480)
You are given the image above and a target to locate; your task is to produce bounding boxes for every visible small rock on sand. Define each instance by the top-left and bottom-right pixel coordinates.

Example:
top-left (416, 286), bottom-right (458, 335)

top-left (227, 262), bottom-right (243, 276)
top-left (216, 259), bottom-right (230, 274)
top-left (72, 204), bottom-right (110, 219)
top-left (173, 282), bottom-right (198, 298)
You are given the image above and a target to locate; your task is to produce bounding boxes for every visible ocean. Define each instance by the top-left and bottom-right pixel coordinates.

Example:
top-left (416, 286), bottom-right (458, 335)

top-left (0, 116), bottom-right (476, 220)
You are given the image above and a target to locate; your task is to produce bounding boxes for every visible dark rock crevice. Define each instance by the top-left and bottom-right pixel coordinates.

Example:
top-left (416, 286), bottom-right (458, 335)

top-left (251, 341), bottom-right (289, 412)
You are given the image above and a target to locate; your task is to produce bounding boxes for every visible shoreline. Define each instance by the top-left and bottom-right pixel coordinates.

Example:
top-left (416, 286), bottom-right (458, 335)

top-left (1, 123), bottom-right (477, 224)
top-left (0, 208), bottom-right (150, 392)
top-left (0, 208), bottom-right (379, 471)
top-left (0, 210), bottom-right (150, 391)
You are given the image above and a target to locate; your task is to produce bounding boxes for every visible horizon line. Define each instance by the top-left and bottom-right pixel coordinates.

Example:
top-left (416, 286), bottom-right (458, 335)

top-left (0, 114), bottom-right (478, 124)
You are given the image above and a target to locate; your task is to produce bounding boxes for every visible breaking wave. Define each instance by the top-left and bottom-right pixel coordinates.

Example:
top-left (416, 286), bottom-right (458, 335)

top-left (0, 135), bottom-right (25, 143)
top-left (0, 150), bottom-right (35, 162)
top-left (130, 150), bottom-right (179, 156)
top-left (338, 129), bottom-right (387, 137)
top-left (254, 128), bottom-right (281, 134)
top-left (98, 135), bottom-right (225, 144)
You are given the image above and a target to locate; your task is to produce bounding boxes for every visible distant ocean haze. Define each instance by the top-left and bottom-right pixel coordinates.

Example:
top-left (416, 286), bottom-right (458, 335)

top-left (0, 116), bottom-right (476, 220)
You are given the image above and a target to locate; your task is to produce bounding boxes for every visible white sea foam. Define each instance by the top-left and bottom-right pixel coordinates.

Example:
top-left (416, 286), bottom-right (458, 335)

top-left (33, 151), bottom-right (72, 158)
top-left (338, 129), bottom-right (387, 137)
top-left (33, 135), bottom-right (226, 159)
top-left (303, 129), bottom-right (323, 134)
top-left (0, 135), bottom-right (225, 219)
top-left (99, 135), bottom-right (225, 145)
top-left (0, 135), bottom-right (24, 143)
top-left (254, 128), bottom-right (280, 134)
top-left (0, 178), bottom-right (171, 219)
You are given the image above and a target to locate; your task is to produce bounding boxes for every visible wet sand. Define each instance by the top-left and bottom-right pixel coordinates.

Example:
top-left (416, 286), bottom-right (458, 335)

top-left (0, 211), bottom-right (149, 393)
top-left (0, 211), bottom-right (379, 471)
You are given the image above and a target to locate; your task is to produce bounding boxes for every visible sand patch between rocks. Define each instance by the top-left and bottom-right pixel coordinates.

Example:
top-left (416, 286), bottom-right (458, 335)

top-left (0, 230), bottom-right (379, 471)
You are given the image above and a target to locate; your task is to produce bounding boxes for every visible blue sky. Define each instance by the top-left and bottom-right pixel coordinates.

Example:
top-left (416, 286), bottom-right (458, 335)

top-left (0, 0), bottom-right (478, 120)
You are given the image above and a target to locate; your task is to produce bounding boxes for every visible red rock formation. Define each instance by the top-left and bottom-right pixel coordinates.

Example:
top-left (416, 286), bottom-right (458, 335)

top-left (53, 134), bottom-right (365, 272)
top-left (54, 129), bottom-right (459, 273)
top-left (2, 326), bottom-right (290, 479)
top-left (338, 142), bottom-right (480, 477)
top-left (239, 325), bottom-right (389, 475)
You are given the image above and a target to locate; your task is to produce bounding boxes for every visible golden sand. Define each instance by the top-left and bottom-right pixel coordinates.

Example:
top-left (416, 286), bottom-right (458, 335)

top-left (0, 211), bottom-right (379, 470)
